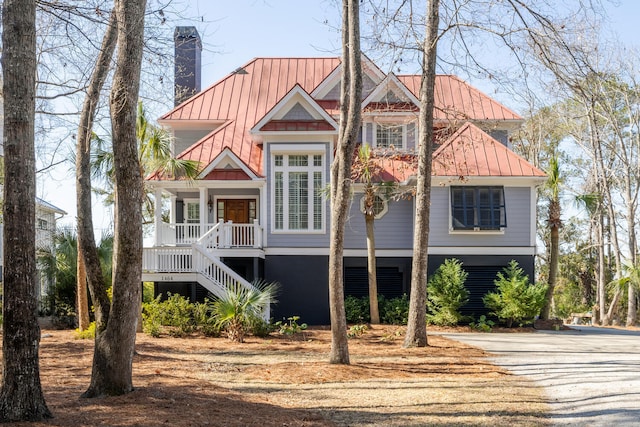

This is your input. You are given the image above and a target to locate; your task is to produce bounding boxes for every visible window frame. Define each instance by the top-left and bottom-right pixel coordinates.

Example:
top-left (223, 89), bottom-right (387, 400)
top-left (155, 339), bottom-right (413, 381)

top-left (375, 122), bottom-right (406, 149)
top-left (449, 186), bottom-right (506, 232)
top-left (270, 149), bottom-right (326, 234)
top-left (360, 194), bottom-right (388, 219)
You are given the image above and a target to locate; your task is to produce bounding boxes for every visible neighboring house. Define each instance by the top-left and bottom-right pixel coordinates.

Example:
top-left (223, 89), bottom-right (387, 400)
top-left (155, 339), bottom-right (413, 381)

top-left (142, 27), bottom-right (545, 324)
top-left (0, 197), bottom-right (66, 305)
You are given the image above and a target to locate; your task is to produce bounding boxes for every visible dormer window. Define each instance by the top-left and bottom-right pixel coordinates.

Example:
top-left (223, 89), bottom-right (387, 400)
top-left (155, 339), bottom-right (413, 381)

top-left (376, 123), bottom-right (405, 149)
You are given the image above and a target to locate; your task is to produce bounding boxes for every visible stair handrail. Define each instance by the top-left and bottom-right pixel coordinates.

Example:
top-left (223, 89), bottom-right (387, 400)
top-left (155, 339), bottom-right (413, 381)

top-left (197, 221), bottom-right (222, 249)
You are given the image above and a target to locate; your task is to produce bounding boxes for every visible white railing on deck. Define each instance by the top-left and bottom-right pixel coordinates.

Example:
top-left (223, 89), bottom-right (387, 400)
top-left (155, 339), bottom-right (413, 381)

top-left (157, 220), bottom-right (262, 248)
top-left (142, 247), bottom-right (192, 272)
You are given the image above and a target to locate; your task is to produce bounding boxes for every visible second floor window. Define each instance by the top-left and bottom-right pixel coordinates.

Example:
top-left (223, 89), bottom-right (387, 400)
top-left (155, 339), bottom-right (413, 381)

top-left (376, 123), bottom-right (404, 149)
top-left (451, 186), bottom-right (506, 230)
top-left (273, 153), bottom-right (324, 232)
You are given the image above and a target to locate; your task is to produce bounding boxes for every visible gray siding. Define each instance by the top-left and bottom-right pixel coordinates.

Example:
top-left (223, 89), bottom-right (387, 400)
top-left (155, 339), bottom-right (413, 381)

top-left (283, 102), bottom-right (314, 120)
top-left (429, 186), bottom-right (532, 247)
top-left (174, 129), bottom-right (213, 154)
top-left (489, 129), bottom-right (508, 146)
top-left (344, 198), bottom-right (414, 249)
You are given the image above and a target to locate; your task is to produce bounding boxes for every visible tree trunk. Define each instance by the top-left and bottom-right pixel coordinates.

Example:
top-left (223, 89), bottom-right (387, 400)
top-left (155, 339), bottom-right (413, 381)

top-left (0, 0), bottom-right (52, 420)
top-left (76, 245), bottom-right (90, 331)
top-left (404, 0), bottom-right (439, 348)
top-left (83, 0), bottom-right (146, 397)
top-left (597, 214), bottom-right (608, 325)
top-left (541, 198), bottom-right (560, 320)
top-left (328, 0), bottom-right (362, 364)
top-left (76, 9), bottom-right (118, 331)
top-left (366, 213), bottom-right (380, 324)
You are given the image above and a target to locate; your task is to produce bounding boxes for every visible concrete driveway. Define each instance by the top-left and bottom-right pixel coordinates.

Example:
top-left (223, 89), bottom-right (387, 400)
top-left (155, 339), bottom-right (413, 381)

top-left (440, 326), bottom-right (640, 426)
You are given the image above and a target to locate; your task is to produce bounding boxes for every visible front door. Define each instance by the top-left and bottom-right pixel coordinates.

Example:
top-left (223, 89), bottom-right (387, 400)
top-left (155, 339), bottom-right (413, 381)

top-left (224, 199), bottom-right (250, 223)
top-left (217, 199), bottom-right (257, 247)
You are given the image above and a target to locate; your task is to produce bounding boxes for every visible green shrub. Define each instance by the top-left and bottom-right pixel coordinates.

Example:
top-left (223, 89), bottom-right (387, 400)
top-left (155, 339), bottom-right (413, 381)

top-left (248, 316), bottom-right (275, 338)
top-left (344, 295), bottom-right (369, 323)
top-left (275, 315), bottom-right (308, 336)
top-left (210, 279), bottom-right (278, 342)
top-left (483, 260), bottom-right (548, 327)
top-left (161, 293), bottom-right (197, 336)
top-left (427, 258), bottom-right (469, 326)
top-left (74, 322), bottom-right (96, 339)
top-left (469, 315), bottom-right (495, 332)
top-left (379, 294), bottom-right (410, 325)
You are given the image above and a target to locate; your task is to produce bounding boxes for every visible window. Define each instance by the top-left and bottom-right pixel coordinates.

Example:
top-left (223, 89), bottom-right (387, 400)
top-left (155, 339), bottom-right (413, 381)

top-left (184, 201), bottom-right (200, 223)
top-left (451, 186), bottom-right (506, 230)
top-left (376, 123), bottom-right (404, 149)
top-left (37, 218), bottom-right (48, 230)
top-left (272, 153), bottom-right (324, 232)
top-left (360, 194), bottom-right (388, 219)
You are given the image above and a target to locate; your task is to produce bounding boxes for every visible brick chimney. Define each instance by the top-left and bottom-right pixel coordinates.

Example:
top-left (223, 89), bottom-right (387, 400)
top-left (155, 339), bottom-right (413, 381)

top-left (174, 26), bottom-right (202, 106)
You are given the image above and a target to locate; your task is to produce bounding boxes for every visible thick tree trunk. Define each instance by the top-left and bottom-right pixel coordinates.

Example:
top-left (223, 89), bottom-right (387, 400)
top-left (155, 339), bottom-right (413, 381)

top-left (0, 0), bottom-right (52, 421)
top-left (83, 0), bottom-right (146, 397)
top-left (366, 213), bottom-right (380, 324)
top-left (404, 0), bottom-right (439, 348)
top-left (328, 0), bottom-right (362, 364)
top-left (76, 9), bottom-right (118, 331)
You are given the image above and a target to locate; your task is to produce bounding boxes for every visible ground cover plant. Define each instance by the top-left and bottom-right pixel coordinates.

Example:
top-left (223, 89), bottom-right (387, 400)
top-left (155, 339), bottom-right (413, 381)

top-left (3, 325), bottom-right (551, 426)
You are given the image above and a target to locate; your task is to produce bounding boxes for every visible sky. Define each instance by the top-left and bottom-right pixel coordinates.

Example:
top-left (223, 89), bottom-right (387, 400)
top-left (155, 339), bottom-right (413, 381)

top-left (46, 0), bottom-right (640, 234)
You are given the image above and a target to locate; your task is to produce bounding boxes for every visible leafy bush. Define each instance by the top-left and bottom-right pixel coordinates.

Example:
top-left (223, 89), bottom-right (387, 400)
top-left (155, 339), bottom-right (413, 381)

top-left (275, 315), bottom-right (308, 336)
top-left (344, 295), bottom-right (369, 323)
top-left (427, 258), bottom-right (469, 326)
top-left (553, 280), bottom-right (590, 320)
top-left (469, 315), bottom-right (495, 332)
top-left (74, 322), bottom-right (96, 339)
top-left (248, 316), bottom-right (275, 338)
top-left (379, 294), bottom-right (410, 325)
top-left (483, 260), bottom-right (548, 327)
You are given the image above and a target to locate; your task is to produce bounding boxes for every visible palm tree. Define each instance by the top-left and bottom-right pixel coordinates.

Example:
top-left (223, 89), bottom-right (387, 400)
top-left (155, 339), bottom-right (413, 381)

top-left (541, 156), bottom-right (562, 319)
top-left (91, 101), bottom-right (200, 222)
top-left (210, 279), bottom-right (278, 343)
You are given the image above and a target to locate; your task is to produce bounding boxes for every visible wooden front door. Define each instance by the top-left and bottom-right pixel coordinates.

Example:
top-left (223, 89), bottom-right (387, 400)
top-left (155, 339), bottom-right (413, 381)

top-left (223, 199), bottom-right (250, 223)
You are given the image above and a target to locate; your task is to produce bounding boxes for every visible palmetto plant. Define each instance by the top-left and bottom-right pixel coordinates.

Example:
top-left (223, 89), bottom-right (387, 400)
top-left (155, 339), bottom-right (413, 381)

top-left (210, 279), bottom-right (278, 343)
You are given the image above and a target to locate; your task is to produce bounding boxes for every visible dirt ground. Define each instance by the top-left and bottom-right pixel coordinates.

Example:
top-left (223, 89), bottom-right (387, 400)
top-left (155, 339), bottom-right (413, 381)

top-left (6, 325), bottom-right (550, 427)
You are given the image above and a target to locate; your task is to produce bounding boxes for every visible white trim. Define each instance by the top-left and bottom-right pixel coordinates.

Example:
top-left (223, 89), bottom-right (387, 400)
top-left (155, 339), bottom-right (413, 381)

top-left (361, 73), bottom-right (420, 109)
top-left (251, 85), bottom-right (339, 135)
top-left (147, 180), bottom-right (266, 191)
top-left (213, 196), bottom-right (259, 224)
top-left (270, 151), bottom-right (326, 234)
top-left (373, 121), bottom-right (407, 149)
top-left (449, 229), bottom-right (505, 235)
top-left (270, 143), bottom-right (326, 154)
top-left (428, 246), bottom-right (537, 256)
top-left (359, 194), bottom-right (388, 219)
top-left (433, 176), bottom-right (546, 187)
top-left (263, 247), bottom-right (536, 257)
top-left (198, 147), bottom-right (260, 180)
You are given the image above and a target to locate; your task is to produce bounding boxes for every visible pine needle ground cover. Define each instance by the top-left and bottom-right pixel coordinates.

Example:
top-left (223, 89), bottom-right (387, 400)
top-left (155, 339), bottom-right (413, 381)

top-left (3, 326), bottom-right (549, 426)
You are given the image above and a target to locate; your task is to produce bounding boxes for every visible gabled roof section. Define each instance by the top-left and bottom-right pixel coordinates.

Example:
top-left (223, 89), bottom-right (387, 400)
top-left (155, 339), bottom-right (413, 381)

top-left (160, 58), bottom-right (341, 177)
top-left (397, 75), bottom-right (523, 122)
top-left (36, 197), bottom-right (66, 215)
top-left (362, 73), bottom-right (420, 112)
top-left (198, 147), bottom-right (259, 180)
top-left (432, 122), bottom-right (545, 177)
top-left (251, 84), bottom-right (338, 135)
top-left (311, 55), bottom-right (385, 100)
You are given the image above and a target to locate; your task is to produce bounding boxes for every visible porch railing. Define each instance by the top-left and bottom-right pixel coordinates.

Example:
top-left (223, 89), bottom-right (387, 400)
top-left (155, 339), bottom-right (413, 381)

top-left (156, 220), bottom-right (262, 248)
top-left (142, 247), bottom-right (193, 273)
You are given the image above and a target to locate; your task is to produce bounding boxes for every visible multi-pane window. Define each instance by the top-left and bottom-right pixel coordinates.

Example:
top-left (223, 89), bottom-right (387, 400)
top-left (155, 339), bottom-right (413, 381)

top-left (273, 153), bottom-right (324, 232)
top-left (376, 123), bottom-right (404, 148)
top-left (185, 201), bottom-right (200, 223)
top-left (451, 186), bottom-right (506, 230)
top-left (360, 194), bottom-right (388, 219)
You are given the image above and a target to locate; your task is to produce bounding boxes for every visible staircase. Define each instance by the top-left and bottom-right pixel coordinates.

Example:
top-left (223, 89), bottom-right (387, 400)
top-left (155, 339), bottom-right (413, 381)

top-left (142, 224), bottom-right (270, 320)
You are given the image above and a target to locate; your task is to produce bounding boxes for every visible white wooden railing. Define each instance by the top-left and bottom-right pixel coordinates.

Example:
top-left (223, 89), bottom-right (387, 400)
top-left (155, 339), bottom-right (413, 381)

top-left (156, 220), bottom-right (262, 248)
top-left (142, 247), bottom-right (193, 272)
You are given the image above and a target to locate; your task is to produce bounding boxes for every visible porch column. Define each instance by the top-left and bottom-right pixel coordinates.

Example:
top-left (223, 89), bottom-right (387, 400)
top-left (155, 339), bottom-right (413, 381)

top-left (259, 183), bottom-right (267, 247)
top-left (154, 188), bottom-right (163, 246)
top-left (199, 187), bottom-right (207, 238)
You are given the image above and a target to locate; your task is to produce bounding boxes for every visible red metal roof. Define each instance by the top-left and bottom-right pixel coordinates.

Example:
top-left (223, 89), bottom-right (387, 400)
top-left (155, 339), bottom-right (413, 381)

top-left (203, 168), bottom-right (252, 180)
top-left (397, 75), bottom-right (522, 121)
top-left (157, 58), bottom-right (527, 180)
top-left (432, 122), bottom-right (546, 177)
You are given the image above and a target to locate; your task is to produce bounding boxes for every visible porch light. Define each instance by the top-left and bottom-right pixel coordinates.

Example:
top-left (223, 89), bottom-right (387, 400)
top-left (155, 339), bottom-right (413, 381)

top-left (207, 195), bottom-right (213, 213)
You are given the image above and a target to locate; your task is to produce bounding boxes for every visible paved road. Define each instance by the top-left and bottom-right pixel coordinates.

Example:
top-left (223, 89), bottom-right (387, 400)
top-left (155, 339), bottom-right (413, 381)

top-left (441, 326), bottom-right (640, 426)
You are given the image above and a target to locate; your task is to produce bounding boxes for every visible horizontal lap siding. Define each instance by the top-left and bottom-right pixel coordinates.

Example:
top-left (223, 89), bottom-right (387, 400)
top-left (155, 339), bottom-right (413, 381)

top-left (429, 186), bottom-right (532, 247)
top-left (344, 198), bottom-right (414, 249)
